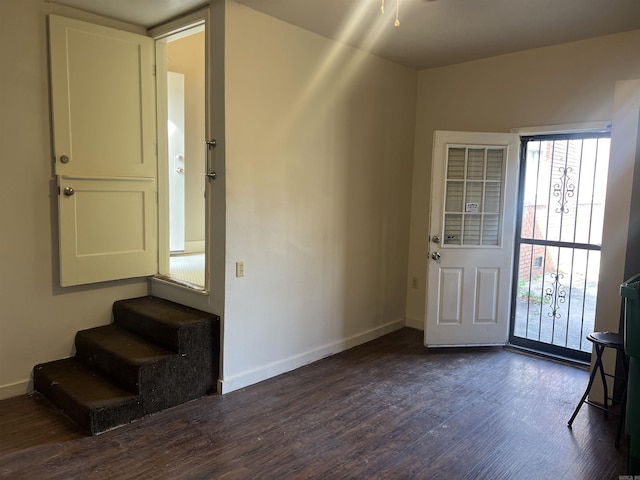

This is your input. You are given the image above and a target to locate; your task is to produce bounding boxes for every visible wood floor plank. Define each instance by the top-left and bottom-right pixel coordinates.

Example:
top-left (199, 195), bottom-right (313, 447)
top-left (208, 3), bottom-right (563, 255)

top-left (0, 328), bottom-right (628, 479)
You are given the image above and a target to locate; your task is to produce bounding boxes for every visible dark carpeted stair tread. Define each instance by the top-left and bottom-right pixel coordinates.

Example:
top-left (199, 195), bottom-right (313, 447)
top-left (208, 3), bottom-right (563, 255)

top-left (115, 296), bottom-right (212, 327)
top-left (76, 325), bottom-right (177, 363)
top-left (34, 358), bottom-right (139, 408)
top-left (113, 296), bottom-right (215, 351)
top-left (34, 358), bottom-right (144, 434)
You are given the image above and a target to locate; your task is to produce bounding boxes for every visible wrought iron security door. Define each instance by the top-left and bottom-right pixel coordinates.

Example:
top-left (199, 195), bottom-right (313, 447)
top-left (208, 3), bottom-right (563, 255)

top-left (510, 133), bottom-right (611, 362)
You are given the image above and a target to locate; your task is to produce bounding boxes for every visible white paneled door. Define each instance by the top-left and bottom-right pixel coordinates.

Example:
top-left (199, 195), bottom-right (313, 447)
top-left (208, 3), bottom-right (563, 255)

top-left (49, 15), bottom-right (158, 286)
top-left (425, 131), bottom-right (519, 346)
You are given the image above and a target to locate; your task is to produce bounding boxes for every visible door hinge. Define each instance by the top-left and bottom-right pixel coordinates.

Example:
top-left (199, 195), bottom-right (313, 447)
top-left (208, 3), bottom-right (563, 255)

top-left (152, 64), bottom-right (156, 76)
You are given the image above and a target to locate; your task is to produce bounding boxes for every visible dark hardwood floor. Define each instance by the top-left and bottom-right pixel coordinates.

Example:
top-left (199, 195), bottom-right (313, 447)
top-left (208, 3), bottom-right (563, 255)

top-left (0, 328), bottom-right (627, 479)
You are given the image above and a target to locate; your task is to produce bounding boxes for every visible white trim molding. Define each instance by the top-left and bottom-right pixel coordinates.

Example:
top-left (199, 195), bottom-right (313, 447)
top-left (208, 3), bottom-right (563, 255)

top-left (218, 318), bottom-right (405, 394)
top-left (0, 379), bottom-right (31, 400)
top-left (405, 316), bottom-right (424, 330)
top-left (511, 121), bottom-right (611, 136)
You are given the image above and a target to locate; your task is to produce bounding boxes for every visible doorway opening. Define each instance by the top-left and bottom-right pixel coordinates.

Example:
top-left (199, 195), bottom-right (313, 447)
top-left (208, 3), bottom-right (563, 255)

top-left (157, 23), bottom-right (207, 290)
top-left (510, 132), bottom-right (611, 362)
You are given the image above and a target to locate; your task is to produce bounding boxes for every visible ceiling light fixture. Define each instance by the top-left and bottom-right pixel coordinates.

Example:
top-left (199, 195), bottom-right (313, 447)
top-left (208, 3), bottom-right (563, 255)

top-left (380, 0), bottom-right (400, 27)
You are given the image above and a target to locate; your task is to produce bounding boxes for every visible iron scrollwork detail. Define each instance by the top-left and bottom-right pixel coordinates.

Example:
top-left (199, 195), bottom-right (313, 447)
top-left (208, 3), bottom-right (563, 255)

top-left (553, 166), bottom-right (575, 214)
top-left (545, 272), bottom-right (566, 319)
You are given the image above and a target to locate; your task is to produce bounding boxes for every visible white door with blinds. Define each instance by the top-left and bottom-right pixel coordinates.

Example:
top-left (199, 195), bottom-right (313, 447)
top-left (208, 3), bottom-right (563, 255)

top-left (425, 131), bottom-right (520, 346)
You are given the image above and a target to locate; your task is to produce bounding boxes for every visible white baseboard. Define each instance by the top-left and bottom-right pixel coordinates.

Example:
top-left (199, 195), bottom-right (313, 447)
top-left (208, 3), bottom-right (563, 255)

top-left (219, 318), bottom-right (405, 394)
top-left (0, 379), bottom-right (31, 400)
top-left (405, 316), bottom-right (424, 330)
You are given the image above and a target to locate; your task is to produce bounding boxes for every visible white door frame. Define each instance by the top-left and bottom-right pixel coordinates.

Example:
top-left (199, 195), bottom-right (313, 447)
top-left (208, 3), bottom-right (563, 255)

top-left (511, 103), bottom-right (639, 402)
top-left (509, 120), bottom-right (625, 341)
top-left (151, 9), bottom-right (211, 301)
top-left (591, 80), bottom-right (640, 402)
top-left (593, 82), bottom-right (640, 335)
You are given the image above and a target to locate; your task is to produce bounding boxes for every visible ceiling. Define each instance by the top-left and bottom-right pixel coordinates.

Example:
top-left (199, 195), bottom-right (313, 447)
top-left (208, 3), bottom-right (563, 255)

top-left (51, 0), bottom-right (640, 69)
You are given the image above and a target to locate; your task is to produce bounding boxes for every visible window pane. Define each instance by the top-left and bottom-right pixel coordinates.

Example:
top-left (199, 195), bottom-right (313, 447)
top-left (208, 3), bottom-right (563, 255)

top-left (446, 181), bottom-right (464, 212)
top-left (463, 215), bottom-right (481, 245)
top-left (444, 214), bottom-right (462, 245)
top-left (467, 149), bottom-right (485, 180)
top-left (482, 214), bottom-right (500, 245)
top-left (447, 148), bottom-right (465, 179)
top-left (486, 149), bottom-right (504, 180)
top-left (465, 182), bottom-right (483, 210)
top-left (484, 182), bottom-right (501, 213)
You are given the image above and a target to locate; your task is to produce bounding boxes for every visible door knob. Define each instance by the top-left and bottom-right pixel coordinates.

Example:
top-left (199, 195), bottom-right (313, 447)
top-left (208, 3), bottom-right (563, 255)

top-left (431, 252), bottom-right (441, 261)
top-left (63, 186), bottom-right (75, 197)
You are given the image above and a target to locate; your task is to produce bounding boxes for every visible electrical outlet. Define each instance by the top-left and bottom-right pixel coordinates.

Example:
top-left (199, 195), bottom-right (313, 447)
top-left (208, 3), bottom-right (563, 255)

top-left (411, 277), bottom-right (418, 289)
top-left (236, 261), bottom-right (244, 277)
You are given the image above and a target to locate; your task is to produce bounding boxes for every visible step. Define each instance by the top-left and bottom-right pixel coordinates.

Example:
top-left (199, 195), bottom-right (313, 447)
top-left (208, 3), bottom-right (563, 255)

top-left (75, 325), bottom-right (179, 395)
top-left (113, 296), bottom-right (215, 352)
top-left (33, 358), bottom-right (144, 435)
top-left (33, 296), bottom-right (220, 435)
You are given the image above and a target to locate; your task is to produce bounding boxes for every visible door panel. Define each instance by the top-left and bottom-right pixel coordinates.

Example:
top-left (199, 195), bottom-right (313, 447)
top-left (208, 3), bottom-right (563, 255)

top-left (439, 268), bottom-right (462, 324)
top-left (49, 15), bottom-right (158, 286)
top-left (475, 268), bottom-right (499, 323)
top-left (58, 177), bottom-right (157, 285)
top-left (426, 131), bottom-right (519, 346)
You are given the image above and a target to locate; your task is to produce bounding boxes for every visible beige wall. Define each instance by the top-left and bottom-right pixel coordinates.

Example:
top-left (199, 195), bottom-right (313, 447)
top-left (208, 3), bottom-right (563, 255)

top-left (167, 32), bottom-right (206, 248)
top-left (406, 30), bottom-right (640, 328)
top-left (0, 0), bottom-right (149, 399)
top-left (220, 2), bottom-right (417, 390)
